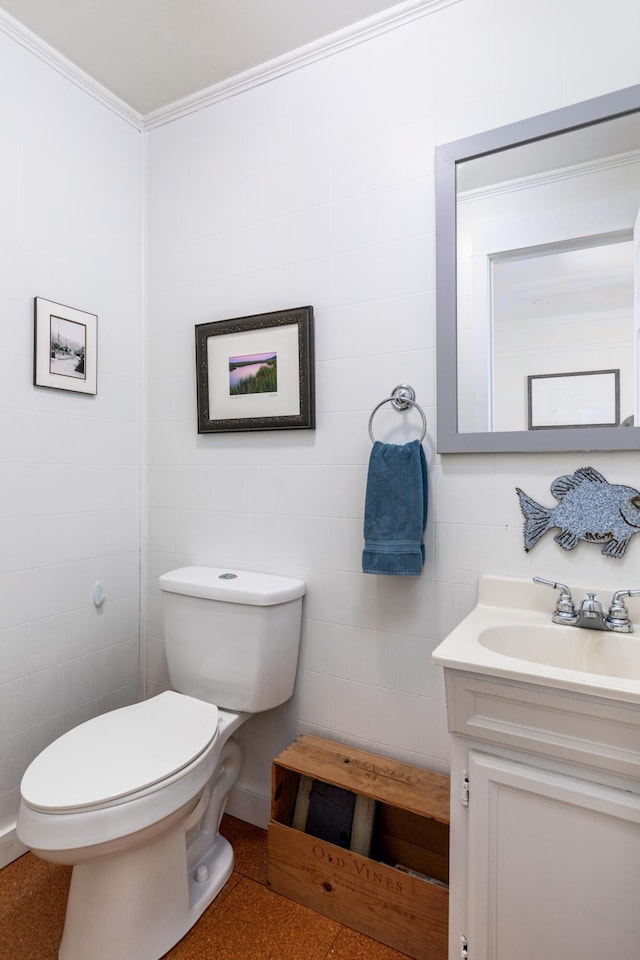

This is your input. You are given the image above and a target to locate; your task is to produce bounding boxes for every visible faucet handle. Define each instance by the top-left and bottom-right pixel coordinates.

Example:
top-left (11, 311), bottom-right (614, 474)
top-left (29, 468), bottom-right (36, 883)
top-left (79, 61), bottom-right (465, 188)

top-left (605, 589), bottom-right (640, 632)
top-left (533, 577), bottom-right (576, 621)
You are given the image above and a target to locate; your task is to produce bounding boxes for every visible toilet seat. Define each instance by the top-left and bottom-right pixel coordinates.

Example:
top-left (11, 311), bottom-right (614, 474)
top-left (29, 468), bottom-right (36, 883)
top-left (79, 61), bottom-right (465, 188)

top-left (21, 691), bottom-right (219, 813)
top-left (18, 692), bottom-right (235, 856)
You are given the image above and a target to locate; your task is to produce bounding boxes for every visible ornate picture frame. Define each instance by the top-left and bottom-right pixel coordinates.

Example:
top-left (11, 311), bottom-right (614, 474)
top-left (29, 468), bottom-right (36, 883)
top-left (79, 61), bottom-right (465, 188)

top-left (195, 306), bottom-right (315, 433)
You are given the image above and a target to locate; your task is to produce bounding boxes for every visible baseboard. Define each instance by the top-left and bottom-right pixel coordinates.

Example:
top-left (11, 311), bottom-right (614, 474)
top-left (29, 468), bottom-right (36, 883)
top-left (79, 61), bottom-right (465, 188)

top-left (0, 823), bottom-right (28, 870)
top-left (226, 784), bottom-right (270, 830)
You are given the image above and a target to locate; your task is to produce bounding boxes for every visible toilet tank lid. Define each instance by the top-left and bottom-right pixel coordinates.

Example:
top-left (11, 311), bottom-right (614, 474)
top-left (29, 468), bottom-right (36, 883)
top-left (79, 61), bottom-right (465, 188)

top-left (159, 566), bottom-right (306, 605)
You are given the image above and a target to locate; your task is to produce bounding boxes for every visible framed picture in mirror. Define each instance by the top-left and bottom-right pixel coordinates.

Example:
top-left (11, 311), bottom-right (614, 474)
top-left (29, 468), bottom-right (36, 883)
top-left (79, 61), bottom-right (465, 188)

top-left (527, 369), bottom-right (620, 430)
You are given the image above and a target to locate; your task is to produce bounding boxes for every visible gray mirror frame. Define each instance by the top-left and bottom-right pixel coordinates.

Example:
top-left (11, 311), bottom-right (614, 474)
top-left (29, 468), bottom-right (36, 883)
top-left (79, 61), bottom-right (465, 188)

top-left (435, 83), bottom-right (640, 454)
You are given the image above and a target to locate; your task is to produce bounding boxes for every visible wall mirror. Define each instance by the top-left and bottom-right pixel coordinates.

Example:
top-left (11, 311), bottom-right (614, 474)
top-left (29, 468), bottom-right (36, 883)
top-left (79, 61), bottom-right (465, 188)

top-left (435, 84), bottom-right (640, 453)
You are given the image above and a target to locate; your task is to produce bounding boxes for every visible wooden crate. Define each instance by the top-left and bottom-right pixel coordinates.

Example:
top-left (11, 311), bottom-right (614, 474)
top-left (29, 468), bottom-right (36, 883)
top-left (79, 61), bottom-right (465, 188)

top-left (268, 735), bottom-right (450, 960)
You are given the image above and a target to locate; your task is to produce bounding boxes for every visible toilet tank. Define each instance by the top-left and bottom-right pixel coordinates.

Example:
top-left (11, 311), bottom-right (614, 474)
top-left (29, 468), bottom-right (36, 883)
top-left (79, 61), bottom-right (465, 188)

top-left (158, 566), bottom-right (305, 713)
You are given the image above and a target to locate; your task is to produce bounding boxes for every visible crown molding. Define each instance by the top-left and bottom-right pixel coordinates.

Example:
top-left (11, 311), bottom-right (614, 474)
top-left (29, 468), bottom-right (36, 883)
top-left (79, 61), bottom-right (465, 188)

top-left (0, 0), bottom-right (460, 133)
top-left (0, 6), bottom-right (144, 130)
top-left (143, 0), bottom-right (461, 130)
top-left (458, 150), bottom-right (640, 205)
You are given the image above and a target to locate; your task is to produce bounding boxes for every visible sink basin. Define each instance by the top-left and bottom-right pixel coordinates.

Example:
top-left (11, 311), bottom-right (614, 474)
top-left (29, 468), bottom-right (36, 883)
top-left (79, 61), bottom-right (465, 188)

top-left (478, 623), bottom-right (640, 681)
top-left (432, 576), bottom-right (640, 703)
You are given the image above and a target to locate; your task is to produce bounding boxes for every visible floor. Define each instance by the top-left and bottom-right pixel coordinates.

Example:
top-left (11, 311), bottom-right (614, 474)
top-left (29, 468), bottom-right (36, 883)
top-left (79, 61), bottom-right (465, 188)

top-left (0, 815), bottom-right (410, 960)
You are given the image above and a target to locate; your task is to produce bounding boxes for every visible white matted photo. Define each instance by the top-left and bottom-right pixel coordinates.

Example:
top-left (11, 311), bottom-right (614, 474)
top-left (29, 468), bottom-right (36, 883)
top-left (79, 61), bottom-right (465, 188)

top-left (34, 298), bottom-right (98, 395)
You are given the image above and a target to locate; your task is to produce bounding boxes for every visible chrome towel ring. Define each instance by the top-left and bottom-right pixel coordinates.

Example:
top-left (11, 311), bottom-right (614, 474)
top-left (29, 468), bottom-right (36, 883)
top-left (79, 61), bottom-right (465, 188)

top-left (368, 384), bottom-right (427, 443)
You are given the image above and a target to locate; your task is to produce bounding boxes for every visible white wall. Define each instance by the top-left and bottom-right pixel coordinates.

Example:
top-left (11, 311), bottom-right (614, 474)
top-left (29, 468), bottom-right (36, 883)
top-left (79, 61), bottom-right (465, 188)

top-left (0, 27), bottom-right (144, 861)
top-left (145, 0), bottom-right (640, 825)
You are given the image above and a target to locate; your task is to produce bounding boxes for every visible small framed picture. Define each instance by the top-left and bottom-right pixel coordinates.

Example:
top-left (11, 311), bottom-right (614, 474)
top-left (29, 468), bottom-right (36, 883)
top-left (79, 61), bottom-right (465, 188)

top-left (527, 368), bottom-right (620, 430)
top-left (195, 306), bottom-right (315, 433)
top-left (34, 298), bottom-right (98, 395)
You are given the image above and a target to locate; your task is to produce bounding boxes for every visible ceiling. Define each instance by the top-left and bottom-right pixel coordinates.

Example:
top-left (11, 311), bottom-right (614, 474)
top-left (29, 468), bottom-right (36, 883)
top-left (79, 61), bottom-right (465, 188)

top-left (0, 0), bottom-right (406, 115)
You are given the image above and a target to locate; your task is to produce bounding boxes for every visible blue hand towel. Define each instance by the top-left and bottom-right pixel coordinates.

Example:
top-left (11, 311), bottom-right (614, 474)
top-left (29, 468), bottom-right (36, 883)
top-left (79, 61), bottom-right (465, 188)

top-left (362, 439), bottom-right (428, 576)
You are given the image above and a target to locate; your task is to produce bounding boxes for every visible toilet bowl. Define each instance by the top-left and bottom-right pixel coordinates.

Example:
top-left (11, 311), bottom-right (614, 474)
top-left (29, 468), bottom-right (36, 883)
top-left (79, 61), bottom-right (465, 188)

top-left (18, 692), bottom-right (247, 960)
top-left (17, 567), bottom-right (305, 960)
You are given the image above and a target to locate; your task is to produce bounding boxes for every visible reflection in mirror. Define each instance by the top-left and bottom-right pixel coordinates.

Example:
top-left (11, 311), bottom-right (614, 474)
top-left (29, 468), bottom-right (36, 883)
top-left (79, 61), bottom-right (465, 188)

top-left (490, 236), bottom-right (633, 432)
top-left (436, 84), bottom-right (640, 453)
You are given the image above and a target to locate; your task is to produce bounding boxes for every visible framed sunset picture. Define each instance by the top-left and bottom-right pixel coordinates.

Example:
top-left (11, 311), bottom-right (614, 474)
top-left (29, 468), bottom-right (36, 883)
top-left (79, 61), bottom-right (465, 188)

top-left (229, 352), bottom-right (277, 395)
top-left (195, 306), bottom-right (314, 433)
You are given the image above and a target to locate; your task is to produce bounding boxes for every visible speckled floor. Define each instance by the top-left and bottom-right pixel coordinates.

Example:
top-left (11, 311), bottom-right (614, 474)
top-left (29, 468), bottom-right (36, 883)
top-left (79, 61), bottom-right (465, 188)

top-left (0, 815), bottom-right (409, 959)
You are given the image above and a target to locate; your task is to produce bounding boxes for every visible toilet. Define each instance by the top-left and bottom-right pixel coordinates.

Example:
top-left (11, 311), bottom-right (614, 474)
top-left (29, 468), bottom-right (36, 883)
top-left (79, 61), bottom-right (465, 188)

top-left (17, 566), bottom-right (305, 960)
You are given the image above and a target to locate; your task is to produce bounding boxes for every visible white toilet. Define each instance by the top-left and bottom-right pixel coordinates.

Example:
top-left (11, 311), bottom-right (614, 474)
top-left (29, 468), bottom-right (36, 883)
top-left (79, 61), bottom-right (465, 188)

top-left (17, 566), bottom-right (305, 960)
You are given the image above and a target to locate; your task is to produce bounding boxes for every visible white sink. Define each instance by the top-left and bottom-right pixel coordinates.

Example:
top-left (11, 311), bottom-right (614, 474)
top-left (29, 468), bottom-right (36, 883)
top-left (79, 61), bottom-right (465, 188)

top-left (432, 576), bottom-right (640, 703)
top-left (478, 623), bottom-right (640, 681)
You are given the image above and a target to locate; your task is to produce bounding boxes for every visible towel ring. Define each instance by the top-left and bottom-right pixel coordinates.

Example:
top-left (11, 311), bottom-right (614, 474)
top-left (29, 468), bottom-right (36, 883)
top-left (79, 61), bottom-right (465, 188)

top-left (368, 384), bottom-right (427, 443)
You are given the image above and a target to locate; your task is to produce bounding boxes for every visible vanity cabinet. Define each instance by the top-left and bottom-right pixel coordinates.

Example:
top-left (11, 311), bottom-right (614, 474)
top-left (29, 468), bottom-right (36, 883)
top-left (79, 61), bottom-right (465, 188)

top-left (444, 670), bottom-right (640, 960)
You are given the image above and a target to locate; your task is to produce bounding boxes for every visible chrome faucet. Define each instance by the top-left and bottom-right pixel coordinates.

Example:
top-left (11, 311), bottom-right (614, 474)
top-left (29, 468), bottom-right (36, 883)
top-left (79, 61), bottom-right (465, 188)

top-left (533, 577), bottom-right (640, 633)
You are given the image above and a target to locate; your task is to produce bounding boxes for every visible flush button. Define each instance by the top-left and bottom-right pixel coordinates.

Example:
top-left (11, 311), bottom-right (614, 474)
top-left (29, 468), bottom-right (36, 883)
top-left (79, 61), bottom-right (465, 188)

top-left (218, 573), bottom-right (237, 580)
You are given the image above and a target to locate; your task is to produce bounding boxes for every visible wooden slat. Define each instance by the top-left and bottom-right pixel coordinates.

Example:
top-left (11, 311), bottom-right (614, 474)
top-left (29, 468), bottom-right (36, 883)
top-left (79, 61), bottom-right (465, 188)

top-left (291, 775), bottom-right (313, 831)
top-left (273, 735), bottom-right (449, 825)
top-left (377, 836), bottom-right (449, 887)
top-left (350, 794), bottom-right (376, 857)
top-left (374, 805), bottom-right (450, 883)
top-left (271, 765), bottom-right (299, 825)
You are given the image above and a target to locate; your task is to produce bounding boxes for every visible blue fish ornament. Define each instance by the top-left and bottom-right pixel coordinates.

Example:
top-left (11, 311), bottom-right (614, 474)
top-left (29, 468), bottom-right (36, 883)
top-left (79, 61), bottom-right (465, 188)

top-left (516, 467), bottom-right (640, 559)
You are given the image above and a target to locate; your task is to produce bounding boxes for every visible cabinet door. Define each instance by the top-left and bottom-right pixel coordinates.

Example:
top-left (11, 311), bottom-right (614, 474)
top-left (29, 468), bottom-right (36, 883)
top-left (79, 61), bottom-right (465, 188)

top-left (466, 751), bottom-right (640, 960)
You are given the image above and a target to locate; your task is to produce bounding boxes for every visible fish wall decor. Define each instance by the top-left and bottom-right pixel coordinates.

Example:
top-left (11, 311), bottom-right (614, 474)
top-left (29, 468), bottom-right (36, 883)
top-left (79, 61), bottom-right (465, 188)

top-left (516, 466), bottom-right (640, 558)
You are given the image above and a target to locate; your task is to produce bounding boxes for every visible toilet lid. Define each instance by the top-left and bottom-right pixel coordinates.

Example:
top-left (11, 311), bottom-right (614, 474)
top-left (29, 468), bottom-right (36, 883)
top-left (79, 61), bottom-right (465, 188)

top-left (21, 691), bottom-right (219, 812)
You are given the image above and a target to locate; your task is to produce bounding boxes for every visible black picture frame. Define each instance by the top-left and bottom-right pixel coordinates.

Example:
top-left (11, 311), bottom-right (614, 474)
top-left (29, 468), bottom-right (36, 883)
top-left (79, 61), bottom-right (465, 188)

top-left (195, 306), bottom-right (315, 433)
